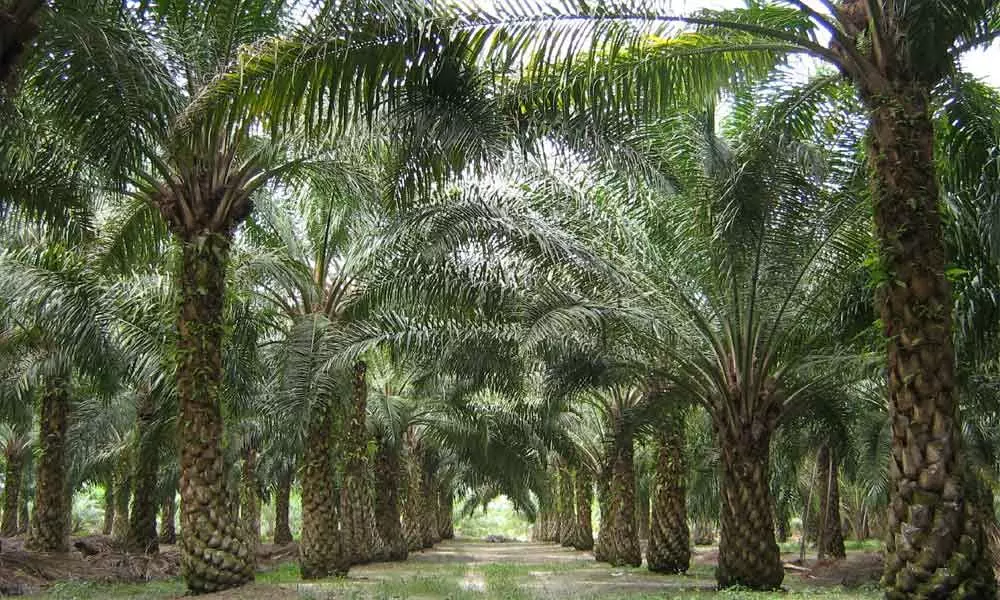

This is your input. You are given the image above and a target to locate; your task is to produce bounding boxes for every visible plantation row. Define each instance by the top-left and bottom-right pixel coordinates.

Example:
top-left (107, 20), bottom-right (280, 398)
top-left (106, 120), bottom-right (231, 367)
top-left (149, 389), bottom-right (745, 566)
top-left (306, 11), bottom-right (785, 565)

top-left (1, 1), bottom-right (999, 598)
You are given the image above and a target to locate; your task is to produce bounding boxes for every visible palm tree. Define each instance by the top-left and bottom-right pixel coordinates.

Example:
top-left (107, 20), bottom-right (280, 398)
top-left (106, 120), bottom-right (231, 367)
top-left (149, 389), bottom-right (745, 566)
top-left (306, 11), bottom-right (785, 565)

top-left (105, 2), bottom-right (466, 588)
top-left (104, 275), bottom-right (177, 554)
top-left (0, 423), bottom-right (32, 536)
top-left (646, 402), bottom-right (690, 574)
top-left (468, 2), bottom-right (1000, 593)
top-left (0, 241), bottom-right (117, 552)
top-left (546, 349), bottom-right (665, 568)
top-left (242, 138), bottom-right (384, 575)
top-left (367, 358), bottom-right (415, 561)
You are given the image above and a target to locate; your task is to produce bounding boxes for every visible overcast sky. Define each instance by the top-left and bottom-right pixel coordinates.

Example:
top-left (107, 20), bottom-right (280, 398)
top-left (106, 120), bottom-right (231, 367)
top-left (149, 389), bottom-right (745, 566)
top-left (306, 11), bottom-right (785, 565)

top-left (672, 0), bottom-right (1000, 88)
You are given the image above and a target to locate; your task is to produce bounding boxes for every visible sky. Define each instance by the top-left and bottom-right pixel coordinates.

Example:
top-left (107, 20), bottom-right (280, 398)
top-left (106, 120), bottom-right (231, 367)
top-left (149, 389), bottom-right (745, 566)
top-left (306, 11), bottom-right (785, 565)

top-left (674, 0), bottom-right (1000, 88)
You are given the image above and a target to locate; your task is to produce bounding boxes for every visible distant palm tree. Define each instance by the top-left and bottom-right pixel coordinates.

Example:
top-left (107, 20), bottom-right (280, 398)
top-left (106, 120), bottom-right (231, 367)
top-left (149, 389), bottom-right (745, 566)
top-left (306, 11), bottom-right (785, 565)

top-left (0, 241), bottom-right (117, 552)
top-left (465, 2), bottom-right (999, 593)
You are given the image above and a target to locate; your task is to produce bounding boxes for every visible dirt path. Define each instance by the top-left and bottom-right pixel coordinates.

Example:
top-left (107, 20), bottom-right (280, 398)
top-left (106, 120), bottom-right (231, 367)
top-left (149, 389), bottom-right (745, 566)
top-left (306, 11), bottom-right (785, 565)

top-left (343, 539), bottom-right (716, 598)
top-left (16, 537), bottom-right (882, 599)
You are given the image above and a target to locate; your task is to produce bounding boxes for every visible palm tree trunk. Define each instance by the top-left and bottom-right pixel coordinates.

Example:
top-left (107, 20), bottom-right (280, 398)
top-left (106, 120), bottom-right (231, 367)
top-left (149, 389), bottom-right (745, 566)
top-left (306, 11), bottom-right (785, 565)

top-left (867, 87), bottom-right (996, 599)
top-left (532, 491), bottom-right (550, 542)
top-left (26, 382), bottom-right (70, 552)
top-left (816, 444), bottom-right (844, 560)
top-left (159, 495), bottom-right (176, 544)
top-left (126, 394), bottom-right (160, 554)
top-left (543, 466), bottom-right (559, 542)
top-left (17, 475), bottom-right (28, 535)
top-left (438, 490), bottom-right (454, 540)
top-left (102, 479), bottom-right (114, 536)
top-left (593, 462), bottom-right (612, 562)
top-left (402, 434), bottom-right (424, 552)
top-left (573, 469), bottom-right (593, 551)
top-left (602, 430), bottom-right (641, 567)
top-left (557, 461), bottom-right (576, 547)
top-left (300, 399), bottom-right (347, 579)
top-left (647, 421), bottom-right (690, 574)
top-left (111, 462), bottom-right (131, 541)
top-left (273, 471), bottom-right (293, 545)
top-left (240, 447), bottom-right (261, 548)
top-left (419, 466), bottom-right (438, 548)
top-left (373, 438), bottom-right (407, 561)
top-left (341, 361), bottom-right (374, 565)
top-left (2, 452), bottom-right (24, 536)
top-left (715, 421), bottom-right (782, 590)
top-left (176, 236), bottom-right (254, 592)
top-left (636, 487), bottom-right (649, 542)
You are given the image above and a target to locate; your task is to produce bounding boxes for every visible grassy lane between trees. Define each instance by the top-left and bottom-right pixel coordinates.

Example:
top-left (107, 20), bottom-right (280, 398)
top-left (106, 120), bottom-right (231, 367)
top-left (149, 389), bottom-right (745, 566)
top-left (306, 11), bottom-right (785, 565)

top-left (28, 539), bottom-right (880, 600)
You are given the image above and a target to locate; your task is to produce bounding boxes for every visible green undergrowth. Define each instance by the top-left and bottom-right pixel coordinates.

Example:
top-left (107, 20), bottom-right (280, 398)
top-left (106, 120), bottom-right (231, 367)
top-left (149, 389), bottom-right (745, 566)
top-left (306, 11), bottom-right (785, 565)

top-left (28, 549), bottom-right (881, 600)
top-left (778, 538), bottom-right (883, 554)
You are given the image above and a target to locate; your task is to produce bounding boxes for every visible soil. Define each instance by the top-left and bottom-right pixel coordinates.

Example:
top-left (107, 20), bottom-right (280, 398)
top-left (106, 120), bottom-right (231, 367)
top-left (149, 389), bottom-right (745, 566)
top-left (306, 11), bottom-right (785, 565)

top-left (1, 535), bottom-right (883, 598)
top-left (0, 536), bottom-right (180, 596)
top-left (0, 536), bottom-right (304, 597)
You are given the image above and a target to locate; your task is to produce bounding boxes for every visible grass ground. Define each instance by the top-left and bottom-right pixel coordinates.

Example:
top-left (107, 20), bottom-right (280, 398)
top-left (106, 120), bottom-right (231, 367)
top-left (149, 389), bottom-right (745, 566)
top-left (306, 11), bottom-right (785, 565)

top-left (27, 539), bottom-right (882, 600)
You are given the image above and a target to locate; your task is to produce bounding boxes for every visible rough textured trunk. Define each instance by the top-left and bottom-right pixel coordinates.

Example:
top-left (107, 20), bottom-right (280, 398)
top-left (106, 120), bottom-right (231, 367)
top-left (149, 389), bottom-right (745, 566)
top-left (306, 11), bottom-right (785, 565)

top-left (402, 434), bottom-right (424, 552)
top-left (557, 461), bottom-right (576, 547)
top-left (866, 87), bottom-right (996, 600)
top-left (573, 469), bottom-right (594, 551)
top-left (601, 430), bottom-right (641, 567)
top-left (544, 466), bottom-right (560, 542)
top-left (532, 493), bottom-right (551, 542)
top-left (816, 445), bottom-right (845, 560)
top-left (593, 462), bottom-right (612, 562)
top-left (18, 485), bottom-right (29, 534)
top-left (2, 453), bottom-right (23, 536)
top-left (126, 394), bottom-right (161, 554)
top-left (647, 421), bottom-right (690, 574)
top-left (534, 491), bottom-right (551, 542)
top-left (419, 466), bottom-right (439, 548)
top-left (176, 237), bottom-right (254, 592)
top-left (716, 422), bottom-right (782, 590)
top-left (636, 487), bottom-right (650, 542)
top-left (26, 383), bottom-right (70, 553)
top-left (341, 361), bottom-right (374, 565)
top-left (364, 480), bottom-right (385, 559)
top-left (240, 448), bottom-right (261, 547)
top-left (159, 495), bottom-right (176, 544)
top-left (438, 490), bottom-right (454, 540)
top-left (111, 461), bottom-right (131, 542)
top-left (300, 399), bottom-right (347, 579)
top-left (273, 471), bottom-right (293, 545)
top-left (373, 439), bottom-right (407, 561)
top-left (102, 481), bottom-right (114, 536)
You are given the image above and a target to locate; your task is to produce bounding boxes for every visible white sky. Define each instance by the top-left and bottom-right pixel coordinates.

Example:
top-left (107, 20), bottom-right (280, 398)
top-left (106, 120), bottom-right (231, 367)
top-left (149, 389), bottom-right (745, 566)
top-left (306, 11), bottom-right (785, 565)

top-left (676, 0), bottom-right (1000, 88)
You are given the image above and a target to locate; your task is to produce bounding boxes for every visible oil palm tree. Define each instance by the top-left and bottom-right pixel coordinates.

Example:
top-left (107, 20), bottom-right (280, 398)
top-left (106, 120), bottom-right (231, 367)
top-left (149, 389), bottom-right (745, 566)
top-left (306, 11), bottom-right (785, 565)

top-left (102, 1), bottom-right (468, 588)
top-left (635, 89), bottom-right (868, 589)
top-left (544, 346), bottom-right (666, 568)
top-left (103, 274), bottom-right (177, 554)
top-left (646, 401), bottom-right (691, 574)
top-left (0, 406), bottom-right (33, 536)
top-left (466, 2), bottom-right (1000, 593)
top-left (0, 240), bottom-right (117, 552)
top-left (241, 137), bottom-right (385, 575)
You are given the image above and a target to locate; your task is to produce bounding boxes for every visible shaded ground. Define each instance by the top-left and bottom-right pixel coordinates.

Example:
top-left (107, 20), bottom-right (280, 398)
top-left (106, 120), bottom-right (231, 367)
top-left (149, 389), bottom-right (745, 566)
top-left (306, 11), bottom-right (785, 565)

top-left (0, 537), bottom-right (179, 596)
top-left (0, 536), bottom-right (298, 597)
top-left (10, 537), bottom-right (883, 599)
